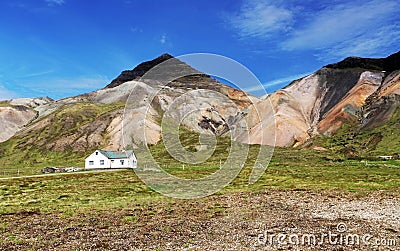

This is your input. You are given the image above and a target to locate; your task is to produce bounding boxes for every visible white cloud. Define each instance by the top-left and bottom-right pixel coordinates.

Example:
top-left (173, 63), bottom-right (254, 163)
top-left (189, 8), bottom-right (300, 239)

top-left (227, 0), bottom-right (400, 60)
top-left (228, 0), bottom-right (293, 38)
top-left (160, 34), bottom-right (167, 44)
top-left (19, 70), bottom-right (54, 79)
top-left (244, 72), bottom-right (312, 93)
top-left (23, 75), bottom-right (110, 99)
top-left (130, 26), bottom-right (143, 33)
top-left (45, 0), bottom-right (65, 6)
top-left (51, 76), bottom-right (109, 89)
top-left (0, 85), bottom-right (18, 101)
top-left (282, 0), bottom-right (399, 57)
top-left (316, 25), bottom-right (400, 61)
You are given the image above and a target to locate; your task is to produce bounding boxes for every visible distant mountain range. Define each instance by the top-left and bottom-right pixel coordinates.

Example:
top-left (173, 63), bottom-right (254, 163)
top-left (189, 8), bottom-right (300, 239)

top-left (0, 51), bottom-right (399, 161)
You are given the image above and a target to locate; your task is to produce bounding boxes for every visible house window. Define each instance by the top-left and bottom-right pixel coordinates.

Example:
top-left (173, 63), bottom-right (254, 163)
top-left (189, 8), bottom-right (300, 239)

top-left (100, 160), bottom-right (105, 165)
top-left (89, 161), bottom-right (94, 165)
top-left (95, 152), bottom-right (98, 155)
top-left (120, 160), bottom-right (125, 165)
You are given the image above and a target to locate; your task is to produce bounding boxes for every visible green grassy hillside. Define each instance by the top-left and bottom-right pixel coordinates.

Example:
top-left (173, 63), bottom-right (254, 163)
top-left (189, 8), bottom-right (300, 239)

top-left (0, 102), bottom-right (124, 176)
top-left (313, 108), bottom-right (400, 158)
top-left (1, 99), bottom-right (399, 182)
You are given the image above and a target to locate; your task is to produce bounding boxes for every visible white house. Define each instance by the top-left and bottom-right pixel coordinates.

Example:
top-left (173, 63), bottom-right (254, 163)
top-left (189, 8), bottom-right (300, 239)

top-left (85, 150), bottom-right (137, 169)
top-left (379, 155), bottom-right (393, 160)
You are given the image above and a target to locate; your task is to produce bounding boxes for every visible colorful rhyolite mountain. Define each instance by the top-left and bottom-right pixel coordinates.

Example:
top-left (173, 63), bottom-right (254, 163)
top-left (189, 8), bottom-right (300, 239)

top-left (0, 52), bottom-right (399, 153)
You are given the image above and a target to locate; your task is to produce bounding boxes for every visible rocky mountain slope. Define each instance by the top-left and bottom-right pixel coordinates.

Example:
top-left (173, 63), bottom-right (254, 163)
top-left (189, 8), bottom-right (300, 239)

top-left (0, 55), bottom-right (255, 158)
top-left (0, 97), bottom-right (52, 142)
top-left (236, 51), bottom-right (400, 148)
top-left (0, 51), bottom-right (399, 166)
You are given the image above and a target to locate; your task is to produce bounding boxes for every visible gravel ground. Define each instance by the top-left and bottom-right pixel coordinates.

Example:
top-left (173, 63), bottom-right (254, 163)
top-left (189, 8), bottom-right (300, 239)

top-left (1, 190), bottom-right (399, 250)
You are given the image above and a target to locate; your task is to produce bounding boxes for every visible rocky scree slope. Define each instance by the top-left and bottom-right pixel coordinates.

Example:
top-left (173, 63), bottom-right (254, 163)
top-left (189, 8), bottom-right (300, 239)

top-left (0, 54), bottom-right (255, 155)
top-left (235, 51), bottom-right (400, 147)
top-left (1, 52), bottom-right (399, 158)
top-left (0, 97), bottom-right (53, 142)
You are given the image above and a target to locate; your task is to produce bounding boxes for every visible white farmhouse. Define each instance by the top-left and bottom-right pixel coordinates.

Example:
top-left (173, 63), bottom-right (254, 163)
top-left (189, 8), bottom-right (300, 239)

top-left (379, 155), bottom-right (393, 160)
top-left (85, 150), bottom-right (137, 169)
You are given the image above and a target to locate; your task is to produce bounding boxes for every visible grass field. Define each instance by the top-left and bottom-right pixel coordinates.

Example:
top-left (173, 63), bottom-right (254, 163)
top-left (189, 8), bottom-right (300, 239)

top-left (1, 144), bottom-right (400, 250)
top-left (1, 146), bottom-right (399, 215)
top-left (1, 128), bottom-right (400, 250)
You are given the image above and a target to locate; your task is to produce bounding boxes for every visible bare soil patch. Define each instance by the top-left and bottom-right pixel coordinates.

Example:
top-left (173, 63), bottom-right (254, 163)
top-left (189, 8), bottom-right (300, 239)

top-left (1, 189), bottom-right (399, 250)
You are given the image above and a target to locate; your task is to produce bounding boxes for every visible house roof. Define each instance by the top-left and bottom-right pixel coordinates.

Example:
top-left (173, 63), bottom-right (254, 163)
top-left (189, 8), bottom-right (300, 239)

top-left (98, 150), bottom-right (134, 159)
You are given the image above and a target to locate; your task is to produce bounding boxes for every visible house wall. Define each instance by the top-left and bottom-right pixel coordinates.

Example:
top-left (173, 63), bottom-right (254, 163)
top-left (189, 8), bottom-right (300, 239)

top-left (129, 154), bottom-right (138, 168)
top-left (85, 150), bottom-right (138, 169)
top-left (110, 158), bottom-right (131, 168)
top-left (85, 151), bottom-right (111, 169)
top-left (110, 155), bottom-right (137, 168)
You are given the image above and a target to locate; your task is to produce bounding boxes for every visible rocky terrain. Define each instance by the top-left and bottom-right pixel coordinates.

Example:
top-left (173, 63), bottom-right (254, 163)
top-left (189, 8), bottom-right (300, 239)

top-left (237, 51), bottom-right (400, 147)
top-left (0, 97), bottom-right (52, 142)
top-left (0, 55), bottom-right (255, 155)
top-left (0, 52), bottom-right (399, 156)
top-left (1, 189), bottom-right (399, 250)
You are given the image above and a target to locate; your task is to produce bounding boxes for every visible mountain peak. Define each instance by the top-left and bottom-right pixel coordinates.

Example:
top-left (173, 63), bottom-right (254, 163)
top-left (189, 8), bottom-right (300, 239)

top-left (325, 51), bottom-right (400, 72)
top-left (157, 53), bottom-right (174, 60)
top-left (105, 53), bottom-right (175, 88)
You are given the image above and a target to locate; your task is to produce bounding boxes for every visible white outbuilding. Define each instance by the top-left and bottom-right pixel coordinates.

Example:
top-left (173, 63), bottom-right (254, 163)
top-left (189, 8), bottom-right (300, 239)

top-left (85, 150), bottom-right (137, 169)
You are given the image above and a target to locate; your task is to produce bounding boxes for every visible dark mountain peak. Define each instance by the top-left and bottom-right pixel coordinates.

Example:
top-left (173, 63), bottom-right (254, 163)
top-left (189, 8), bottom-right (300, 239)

top-left (106, 53), bottom-right (176, 88)
top-left (105, 53), bottom-right (217, 90)
top-left (325, 51), bottom-right (400, 72)
top-left (384, 50), bottom-right (400, 72)
top-left (158, 53), bottom-right (174, 60)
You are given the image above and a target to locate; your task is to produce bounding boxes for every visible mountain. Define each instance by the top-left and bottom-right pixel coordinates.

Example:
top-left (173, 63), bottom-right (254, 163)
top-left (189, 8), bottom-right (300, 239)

top-left (0, 55), bottom-right (254, 162)
top-left (0, 51), bottom-right (399, 168)
top-left (324, 51), bottom-right (400, 72)
top-left (235, 51), bottom-right (400, 150)
top-left (106, 53), bottom-right (174, 88)
top-left (0, 97), bottom-right (53, 142)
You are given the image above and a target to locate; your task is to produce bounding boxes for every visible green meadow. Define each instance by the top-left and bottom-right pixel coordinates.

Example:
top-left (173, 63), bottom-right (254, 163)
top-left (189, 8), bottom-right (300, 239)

top-left (1, 145), bottom-right (399, 215)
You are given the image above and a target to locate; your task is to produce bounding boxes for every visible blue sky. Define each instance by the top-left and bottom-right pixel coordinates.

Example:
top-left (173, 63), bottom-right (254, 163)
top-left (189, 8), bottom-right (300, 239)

top-left (0, 0), bottom-right (399, 99)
